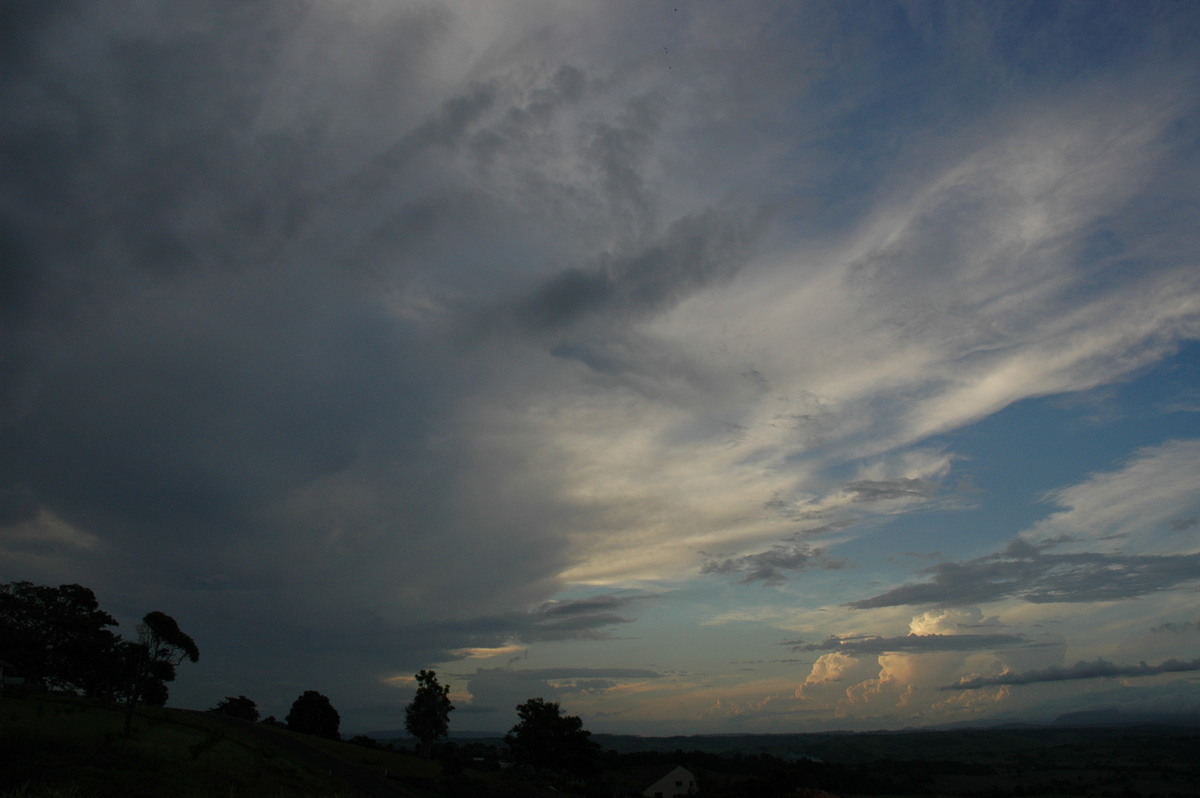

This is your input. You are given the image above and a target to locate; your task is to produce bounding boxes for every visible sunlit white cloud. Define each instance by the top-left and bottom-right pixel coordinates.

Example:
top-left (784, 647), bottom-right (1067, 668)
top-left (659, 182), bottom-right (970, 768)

top-left (909, 607), bottom-right (998, 636)
top-left (0, 509), bottom-right (100, 552)
top-left (449, 644), bottom-right (526, 660)
top-left (796, 652), bottom-right (858, 699)
top-left (1023, 438), bottom-right (1200, 554)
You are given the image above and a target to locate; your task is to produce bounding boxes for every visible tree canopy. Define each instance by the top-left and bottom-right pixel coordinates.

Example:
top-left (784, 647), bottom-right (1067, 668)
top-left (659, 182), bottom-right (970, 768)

top-left (211, 695), bottom-right (260, 722)
top-left (0, 581), bottom-right (199, 737)
top-left (121, 610), bottom-right (200, 734)
top-left (0, 581), bottom-right (120, 695)
top-left (505, 697), bottom-right (599, 776)
top-left (286, 690), bottom-right (341, 740)
top-left (404, 669), bottom-right (454, 754)
top-left (140, 610), bottom-right (200, 666)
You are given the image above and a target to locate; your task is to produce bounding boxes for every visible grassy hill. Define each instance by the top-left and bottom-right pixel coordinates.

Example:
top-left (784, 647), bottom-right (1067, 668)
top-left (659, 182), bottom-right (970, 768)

top-left (0, 693), bottom-right (616, 797)
top-left (0, 693), bottom-right (442, 797)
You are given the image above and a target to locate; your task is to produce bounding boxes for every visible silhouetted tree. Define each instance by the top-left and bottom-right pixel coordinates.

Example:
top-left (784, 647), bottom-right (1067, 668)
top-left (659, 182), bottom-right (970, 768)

top-left (506, 697), bottom-right (599, 776)
top-left (405, 669), bottom-right (454, 756)
top-left (287, 690), bottom-right (341, 739)
top-left (211, 695), bottom-right (260, 721)
top-left (122, 611), bottom-right (200, 735)
top-left (0, 581), bottom-right (120, 694)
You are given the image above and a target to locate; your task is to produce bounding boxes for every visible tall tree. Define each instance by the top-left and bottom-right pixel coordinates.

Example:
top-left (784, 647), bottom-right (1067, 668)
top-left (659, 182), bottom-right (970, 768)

top-left (121, 611), bottom-right (199, 735)
top-left (404, 669), bottom-right (454, 756)
top-left (286, 690), bottom-right (341, 740)
top-left (0, 581), bottom-right (120, 694)
top-left (505, 697), bottom-right (599, 776)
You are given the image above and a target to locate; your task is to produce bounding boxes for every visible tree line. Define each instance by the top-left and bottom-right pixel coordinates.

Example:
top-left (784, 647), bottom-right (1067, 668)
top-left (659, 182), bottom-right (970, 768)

top-left (1, 581), bottom-right (198, 735)
top-left (4, 580), bottom-right (600, 775)
top-left (211, 672), bottom-right (601, 777)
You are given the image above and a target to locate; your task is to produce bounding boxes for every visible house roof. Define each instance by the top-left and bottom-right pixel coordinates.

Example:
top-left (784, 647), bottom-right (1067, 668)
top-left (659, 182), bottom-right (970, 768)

top-left (642, 764), bottom-right (696, 789)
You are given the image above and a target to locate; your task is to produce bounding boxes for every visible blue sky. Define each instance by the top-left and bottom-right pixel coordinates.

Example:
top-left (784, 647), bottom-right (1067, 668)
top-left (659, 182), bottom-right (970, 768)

top-left (3, 1), bottom-right (1200, 735)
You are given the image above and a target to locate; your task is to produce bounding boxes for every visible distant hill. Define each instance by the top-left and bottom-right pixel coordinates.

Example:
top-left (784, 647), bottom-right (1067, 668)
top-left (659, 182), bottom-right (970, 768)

top-left (360, 729), bottom-right (507, 742)
top-left (1052, 708), bottom-right (1200, 727)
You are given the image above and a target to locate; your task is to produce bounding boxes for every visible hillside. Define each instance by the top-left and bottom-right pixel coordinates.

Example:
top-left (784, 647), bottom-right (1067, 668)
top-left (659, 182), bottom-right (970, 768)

top-left (0, 694), bottom-right (456, 797)
top-left (11, 694), bottom-right (1200, 797)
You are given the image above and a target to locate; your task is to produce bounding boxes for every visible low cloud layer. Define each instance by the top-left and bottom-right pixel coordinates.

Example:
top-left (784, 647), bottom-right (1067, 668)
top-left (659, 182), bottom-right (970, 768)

top-left (791, 634), bottom-right (1026, 655)
top-left (848, 543), bottom-right (1200, 609)
top-left (949, 658), bottom-right (1200, 690)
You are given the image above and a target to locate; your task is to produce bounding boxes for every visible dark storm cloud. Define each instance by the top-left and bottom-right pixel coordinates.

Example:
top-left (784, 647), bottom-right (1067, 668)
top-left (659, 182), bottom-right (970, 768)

top-left (0, 485), bottom-right (39, 527)
top-left (0, 1), bottom-right (74, 73)
top-left (0, 5), bottom-right (739, 702)
top-left (847, 539), bottom-right (1200, 609)
top-left (516, 594), bottom-right (653, 642)
top-left (0, 2), bottom-right (619, 703)
top-left (337, 80), bottom-right (499, 205)
top-left (946, 657), bottom-right (1200, 690)
top-left (3, 280), bottom-right (434, 534)
top-left (396, 594), bottom-right (657, 656)
top-left (0, 3), bottom-right (549, 532)
top-left (701, 543), bottom-right (842, 586)
top-left (0, 6), bottom-right (303, 290)
top-left (790, 633), bottom-right (1026, 655)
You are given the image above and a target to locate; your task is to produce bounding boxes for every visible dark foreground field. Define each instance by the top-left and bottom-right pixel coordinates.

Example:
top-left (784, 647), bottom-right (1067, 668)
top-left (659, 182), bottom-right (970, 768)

top-left (2, 694), bottom-right (409, 797)
top-left (591, 725), bottom-right (1200, 797)
top-left (6, 693), bottom-right (1200, 797)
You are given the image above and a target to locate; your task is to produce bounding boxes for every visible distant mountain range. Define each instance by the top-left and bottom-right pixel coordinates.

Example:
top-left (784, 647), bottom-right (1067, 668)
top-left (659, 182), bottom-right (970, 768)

top-left (359, 729), bottom-right (505, 741)
top-left (356, 709), bottom-right (1200, 744)
top-left (907, 709), bottom-right (1200, 732)
top-left (1050, 708), bottom-right (1200, 728)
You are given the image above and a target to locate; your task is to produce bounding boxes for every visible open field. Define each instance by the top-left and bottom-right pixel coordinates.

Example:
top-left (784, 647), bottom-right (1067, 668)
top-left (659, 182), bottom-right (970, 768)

top-left (593, 726), bottom-right (1200, 797)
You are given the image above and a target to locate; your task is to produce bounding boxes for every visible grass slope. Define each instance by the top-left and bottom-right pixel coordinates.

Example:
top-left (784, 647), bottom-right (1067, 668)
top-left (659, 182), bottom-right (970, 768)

top-left (0, 695), bottom-right (590, 798)
top-left (0, 694), bottom-right (439, 797)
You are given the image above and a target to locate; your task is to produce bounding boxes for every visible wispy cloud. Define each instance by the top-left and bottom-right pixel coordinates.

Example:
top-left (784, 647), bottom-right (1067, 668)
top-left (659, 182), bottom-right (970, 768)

top-left (701, 544), bottom-right (842, 586)
top-left (848, 542), bottom-right (1200, 609)
top-left (406, 593), bottom-right (658, 652)
top-left (1023, 439), bottom-right (1200, 552)
top-left (849, 440), bottom-right (1200, 609)
top-left (791, 633), bottom-right (1027, 655)
top-left (1152, 620), bottom-right (1200, 634)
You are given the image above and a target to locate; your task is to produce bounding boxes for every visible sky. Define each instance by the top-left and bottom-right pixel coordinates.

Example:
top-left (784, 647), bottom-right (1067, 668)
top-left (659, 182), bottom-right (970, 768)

top-left (3, 0), bottom-right (1200, 737)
